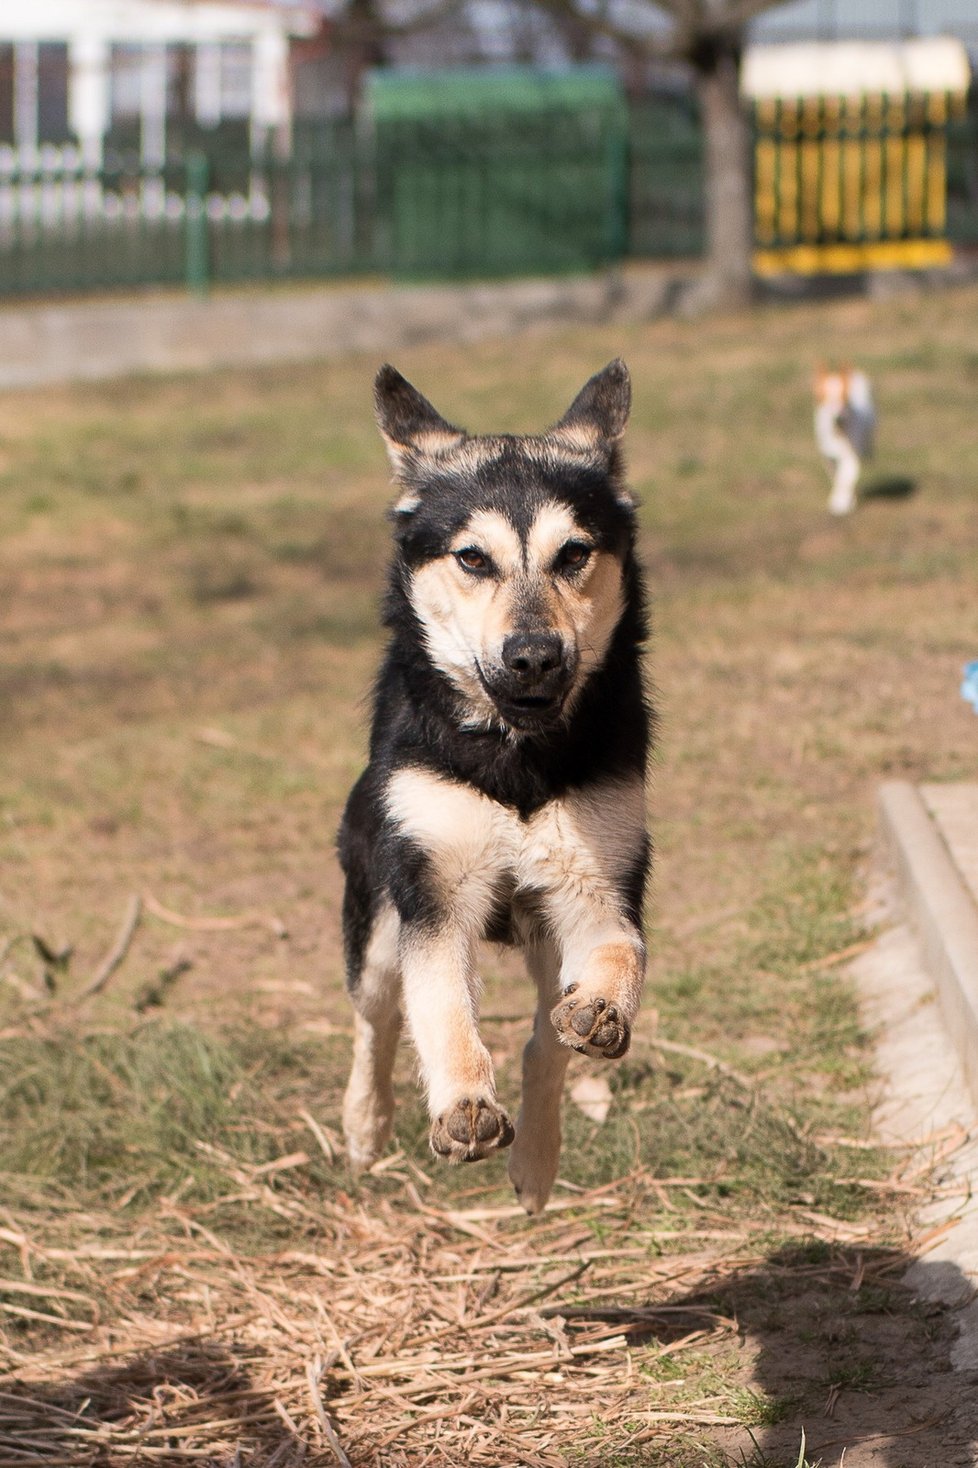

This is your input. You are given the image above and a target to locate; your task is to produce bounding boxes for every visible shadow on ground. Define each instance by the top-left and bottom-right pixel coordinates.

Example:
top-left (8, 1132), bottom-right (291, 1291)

top-left (663, 1244), bottom-right (977, 1467)
top-left (861, 475), bottom-right (917, 503)
top-left (501, 1239), bottom-right (978, 1466)
top-left (0, 1341), bottom-right (311, 1465)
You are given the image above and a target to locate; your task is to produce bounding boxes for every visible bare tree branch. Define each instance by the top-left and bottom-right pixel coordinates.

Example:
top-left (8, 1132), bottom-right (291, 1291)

top-left (505, 0), bottom-right (794, 65)
top-left (527, 0), bottom-right (681, 61)
top-left (329, 0), bottom-right (794, 69)
top-left (332, 0), bottom-right (469, 44)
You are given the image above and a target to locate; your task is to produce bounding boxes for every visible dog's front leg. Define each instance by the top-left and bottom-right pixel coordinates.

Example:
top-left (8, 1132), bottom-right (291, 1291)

top-left (828, 445), bottom-right (860, 515)
top-left (549, 916), bottom-right (646, 1062)
top-left (400, 924), bottom-right (514, 1164)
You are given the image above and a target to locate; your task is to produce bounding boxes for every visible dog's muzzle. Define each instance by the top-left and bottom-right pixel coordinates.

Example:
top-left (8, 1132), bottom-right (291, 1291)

top-left (481, 633), bottom-right (576, 729)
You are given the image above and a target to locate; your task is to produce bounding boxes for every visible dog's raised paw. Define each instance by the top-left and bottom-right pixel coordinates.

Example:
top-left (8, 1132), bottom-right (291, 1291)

top-left (430, 1097), bottom-right (515, 1164)
top-left (551, 987), bottom-right (630, 1059)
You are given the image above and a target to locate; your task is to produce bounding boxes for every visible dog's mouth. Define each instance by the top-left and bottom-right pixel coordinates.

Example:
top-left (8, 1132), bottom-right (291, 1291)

top-left (476, 665), bottom-right (570, 730)
top-left (509, 694), bottom-right (557, 710)
top-left (497, 695), bottom-right (566, 731)
top-left (504, 691), bottom-right (565, 721)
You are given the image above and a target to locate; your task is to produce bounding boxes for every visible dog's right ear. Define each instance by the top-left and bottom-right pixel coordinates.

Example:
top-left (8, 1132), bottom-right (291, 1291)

top-left (549, 359), bottom-right (631, 455)
top-left (374, 365), bottom-right (466, 478)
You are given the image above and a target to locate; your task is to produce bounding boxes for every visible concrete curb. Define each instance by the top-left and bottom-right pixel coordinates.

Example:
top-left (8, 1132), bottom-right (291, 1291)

top-left (0, 264), bottom-right (694, 391)
top-left (878, 780), bottom-right (978, 1108)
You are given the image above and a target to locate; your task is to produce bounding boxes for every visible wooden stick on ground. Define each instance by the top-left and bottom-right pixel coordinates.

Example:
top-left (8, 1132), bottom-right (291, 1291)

top-left (143, 892), bottom-right (287, 939)
top-left (651, 1037), bottom-right (753, 1090)
top-left (78, 895), bottom-right (142, 1001)
top-left (306, 1359), bottom-right (353, 1468)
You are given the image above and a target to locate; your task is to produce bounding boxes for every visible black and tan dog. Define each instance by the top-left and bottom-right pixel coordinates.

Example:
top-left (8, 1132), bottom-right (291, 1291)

top-left (339, 360), bottom-right (651, 1213)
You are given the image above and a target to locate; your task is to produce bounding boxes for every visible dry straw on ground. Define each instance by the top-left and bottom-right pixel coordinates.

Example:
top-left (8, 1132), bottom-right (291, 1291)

top-left (1, 1127), bottom-right (958, 1468)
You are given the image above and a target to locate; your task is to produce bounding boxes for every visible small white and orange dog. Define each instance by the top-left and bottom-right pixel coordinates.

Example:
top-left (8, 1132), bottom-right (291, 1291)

top-left (813, 366), bottom-right (876, 516)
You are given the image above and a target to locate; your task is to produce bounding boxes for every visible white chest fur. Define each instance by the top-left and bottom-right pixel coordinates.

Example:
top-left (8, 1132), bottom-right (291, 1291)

top-left (384, 766), bottom-right (647, 935)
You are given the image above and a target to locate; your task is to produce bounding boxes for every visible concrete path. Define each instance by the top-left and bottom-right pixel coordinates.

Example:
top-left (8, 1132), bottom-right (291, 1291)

top-left (879, 782), bottom-right (978, 1106)
top-left (924, 784), bottom-right (978, 911)
top-left (862, 782), bottom-right (978, 1380)
top-left (854, 901), bottom-right (978, 1373)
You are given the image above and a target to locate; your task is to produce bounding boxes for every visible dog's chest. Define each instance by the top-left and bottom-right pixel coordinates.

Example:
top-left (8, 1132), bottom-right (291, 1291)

top-left (385, 766), bottom-right (645, 911)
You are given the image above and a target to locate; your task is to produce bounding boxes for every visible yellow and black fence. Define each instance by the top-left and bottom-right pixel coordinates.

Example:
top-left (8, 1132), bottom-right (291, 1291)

top-left (744, 38), bottom-right (973, 276)
top-left (752, 89), bottom-right (968, 275)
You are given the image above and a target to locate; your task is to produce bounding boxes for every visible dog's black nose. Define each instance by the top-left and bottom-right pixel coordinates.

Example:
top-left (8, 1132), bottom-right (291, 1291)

top-left (502, 632), bottom-right (563, 682)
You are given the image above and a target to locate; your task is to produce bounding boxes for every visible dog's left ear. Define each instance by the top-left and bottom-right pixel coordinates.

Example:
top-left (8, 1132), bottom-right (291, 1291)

top-left (374, 364), bottom-right (466, 478)
top-left (549, 359), bottom-right (631, 455)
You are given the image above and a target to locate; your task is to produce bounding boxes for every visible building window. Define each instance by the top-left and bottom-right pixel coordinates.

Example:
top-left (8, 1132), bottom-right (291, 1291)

top-left (219, 42), bottom-right (253, 120)
top-left (194, 40), bottom-right (254, 126)
top-left (109, 44), bottom-right (144, 123)
top-left (166, 44), bottom-right (194, 126)
top-left (37, 42), bottom-right (70, 143)
top-left (0, 44), bottom-right (13, 145)
top-left (0, 41), bottom-right (72, 150)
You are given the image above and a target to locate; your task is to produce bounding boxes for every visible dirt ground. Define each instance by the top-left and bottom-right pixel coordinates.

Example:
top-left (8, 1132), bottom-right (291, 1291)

top-left (2, 281), bottom-right (978, 1465)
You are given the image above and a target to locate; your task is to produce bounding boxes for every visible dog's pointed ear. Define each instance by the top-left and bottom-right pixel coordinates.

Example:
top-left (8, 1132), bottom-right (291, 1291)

top-left (549, 359), bottom-right (631, 455)
top-left (374, 364), bottom-right (466, 477)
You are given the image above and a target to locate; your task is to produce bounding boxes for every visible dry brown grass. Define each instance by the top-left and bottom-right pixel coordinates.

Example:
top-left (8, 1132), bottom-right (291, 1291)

top-left (1, 1137), bottom-right (944, 1467)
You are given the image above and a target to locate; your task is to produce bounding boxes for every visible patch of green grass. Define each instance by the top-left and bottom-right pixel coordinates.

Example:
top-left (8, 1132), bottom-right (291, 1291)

top-left (0, 1023), bottom-right (348, 1207)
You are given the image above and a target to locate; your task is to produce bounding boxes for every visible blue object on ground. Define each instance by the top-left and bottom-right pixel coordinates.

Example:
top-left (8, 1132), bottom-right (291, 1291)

top-left (962, 660), bottom-right (978, 714)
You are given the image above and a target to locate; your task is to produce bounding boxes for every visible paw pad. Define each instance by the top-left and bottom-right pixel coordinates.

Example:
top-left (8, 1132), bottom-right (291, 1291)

top-left (430, 1097), bottom-right (515, 1164)
top-left (551, 990), bottom-right (630, 1059)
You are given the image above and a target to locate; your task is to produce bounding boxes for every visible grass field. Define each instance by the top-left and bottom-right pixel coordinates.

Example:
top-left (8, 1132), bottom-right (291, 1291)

top-left (1, 281), bottom-right (977, 1466)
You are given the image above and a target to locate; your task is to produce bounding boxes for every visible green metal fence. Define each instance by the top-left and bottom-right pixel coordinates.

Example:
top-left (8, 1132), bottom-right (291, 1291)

top-left (947, 88), bottom-right (978, 246)
top-left (371, 112), bottom-right (629, 278)
top-left (0, 92), bottom-right (974, 299)
top-left (627, 93), bottom-right (705, 258)
top-left (365, 64), bottom-right (631, 277)
top-left (0, 99), bottom-right (701, 299)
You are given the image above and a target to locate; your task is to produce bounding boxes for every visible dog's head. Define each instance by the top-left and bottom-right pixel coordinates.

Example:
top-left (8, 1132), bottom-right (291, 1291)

top-left (814, 364), bottom-right (850, 414)
top-left (375, 360), bottom-right (637, 734)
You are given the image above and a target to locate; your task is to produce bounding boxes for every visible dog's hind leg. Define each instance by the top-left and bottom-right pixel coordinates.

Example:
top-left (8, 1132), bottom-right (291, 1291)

top-left (508, 934), bottom-right (570, 1214)
top-left (342, 901), bottom-right (403, 1172)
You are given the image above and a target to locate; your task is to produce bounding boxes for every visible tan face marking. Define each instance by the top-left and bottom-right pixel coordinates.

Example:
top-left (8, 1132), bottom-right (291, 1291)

top-left (524, 503), bottom-right (624, 690)
top-left (453, 509), bottom-right (522, 574)
top-left (408, 510), bottom-right (522, 724)
top-left (545, 421), bottom-right (604, 457)
top-left (407, 502), bottom-right (625, 727)
top-left (524, 502), bottom-right (584, 567)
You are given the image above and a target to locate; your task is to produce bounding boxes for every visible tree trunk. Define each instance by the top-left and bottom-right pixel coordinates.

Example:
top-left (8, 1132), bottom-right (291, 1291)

top-left (340, 0), bottom-right (387, 114)
top-left (693, 36), bottom-right (755, 310)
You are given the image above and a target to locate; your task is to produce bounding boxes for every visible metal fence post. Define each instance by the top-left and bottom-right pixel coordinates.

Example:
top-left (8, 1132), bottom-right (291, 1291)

top-left (185, 150), bottom-right (209, 296)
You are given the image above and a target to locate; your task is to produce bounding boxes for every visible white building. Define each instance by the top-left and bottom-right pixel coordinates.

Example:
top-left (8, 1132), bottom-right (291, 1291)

top-left (0, 0), bottom-right (321, 166)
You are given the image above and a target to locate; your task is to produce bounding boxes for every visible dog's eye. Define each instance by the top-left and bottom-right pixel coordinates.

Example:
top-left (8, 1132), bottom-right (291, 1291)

top-left (455, 547), bottom-right (489, 573)
top-left (555, 541), bottom-right (592, 573)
